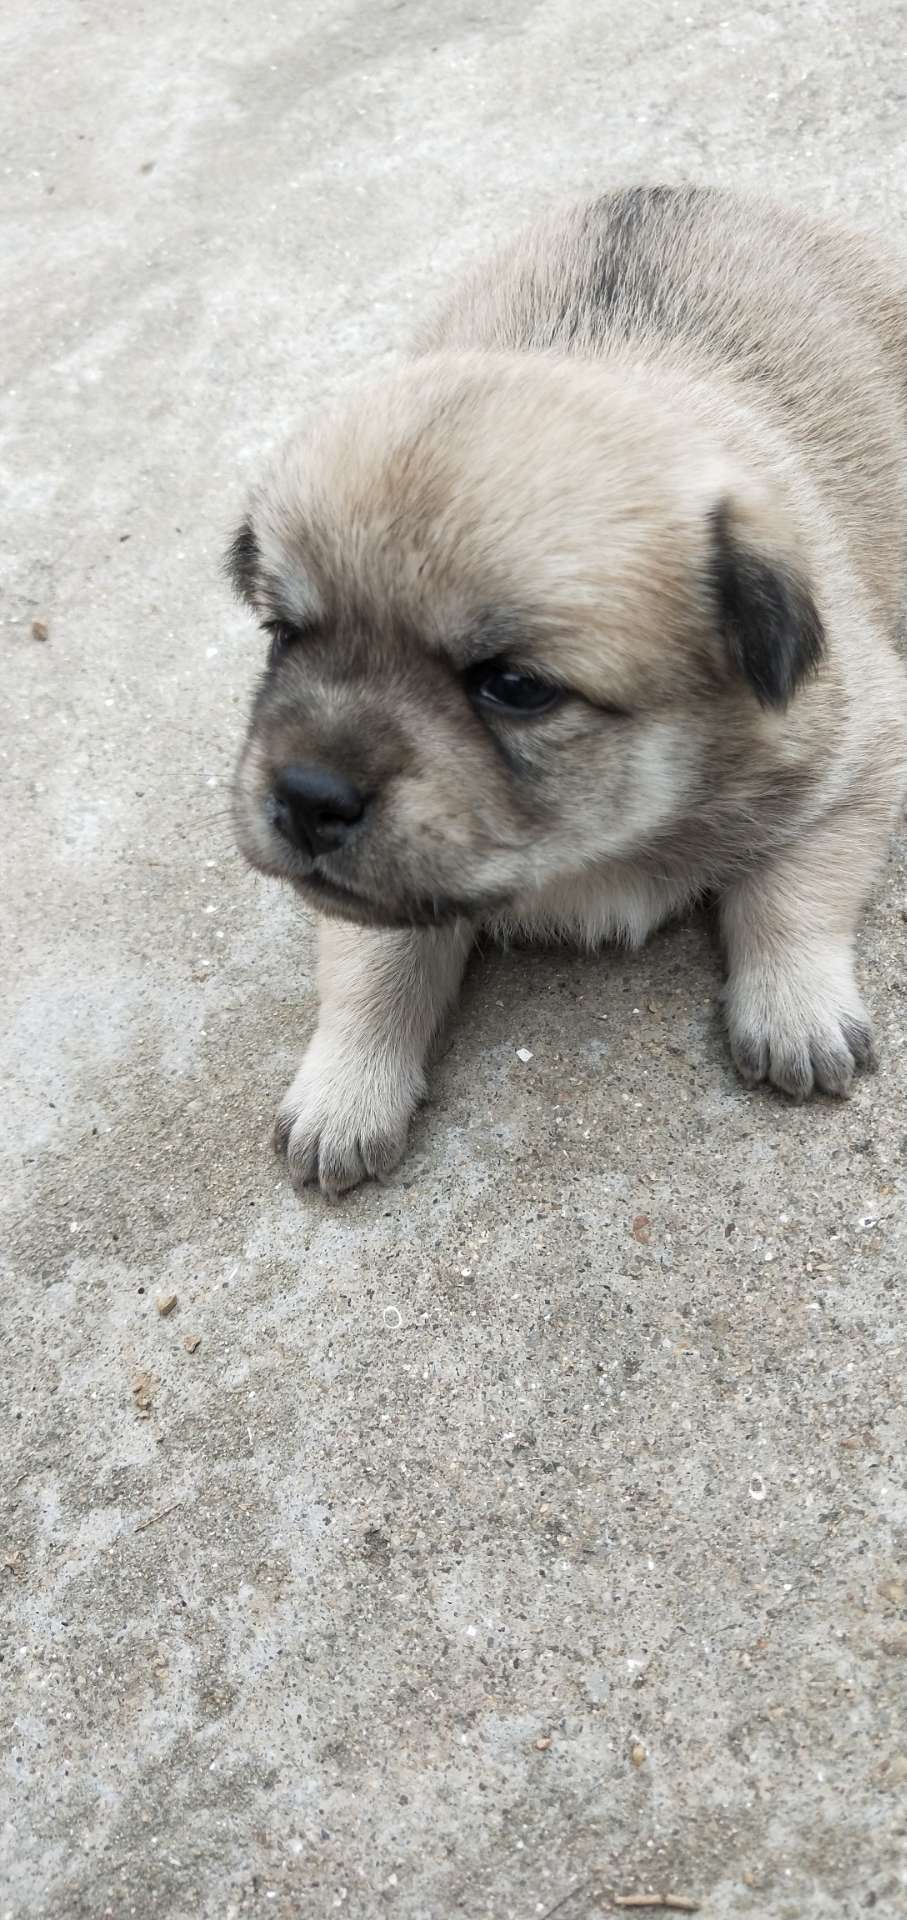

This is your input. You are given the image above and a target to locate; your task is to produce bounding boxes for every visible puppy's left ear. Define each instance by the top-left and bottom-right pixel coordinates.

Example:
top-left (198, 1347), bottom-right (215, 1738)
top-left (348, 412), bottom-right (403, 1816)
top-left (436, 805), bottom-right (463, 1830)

top-left (224, 518), bottom-right (261, 606)
top-left (709, 499), bottom-right (825, 709)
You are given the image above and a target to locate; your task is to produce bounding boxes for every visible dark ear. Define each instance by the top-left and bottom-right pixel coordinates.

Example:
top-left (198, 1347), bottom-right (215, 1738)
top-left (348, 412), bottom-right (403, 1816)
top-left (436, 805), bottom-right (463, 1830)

top-left (224, 518), bottom-right (261, 605)
top-left (709, 501), bottom-right (825, 708)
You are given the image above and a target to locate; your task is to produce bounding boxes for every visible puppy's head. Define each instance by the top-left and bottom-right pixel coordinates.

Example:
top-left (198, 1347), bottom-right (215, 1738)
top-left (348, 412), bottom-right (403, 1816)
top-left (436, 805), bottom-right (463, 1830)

top-left (228, 353), bottom-right (823, 927)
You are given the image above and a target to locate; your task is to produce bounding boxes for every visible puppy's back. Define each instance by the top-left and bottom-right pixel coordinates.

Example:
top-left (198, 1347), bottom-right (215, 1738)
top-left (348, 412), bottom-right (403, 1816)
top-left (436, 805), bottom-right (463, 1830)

top-left (419, 188), bottom-right (904, 373)
top-left (417, 187), bottom-right (907, 627)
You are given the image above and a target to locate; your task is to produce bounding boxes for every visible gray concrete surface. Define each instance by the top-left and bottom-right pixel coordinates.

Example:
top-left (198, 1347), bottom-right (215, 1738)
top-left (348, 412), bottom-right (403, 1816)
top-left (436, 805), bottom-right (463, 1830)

top-left (3, 2), bottom-right (907, 1915)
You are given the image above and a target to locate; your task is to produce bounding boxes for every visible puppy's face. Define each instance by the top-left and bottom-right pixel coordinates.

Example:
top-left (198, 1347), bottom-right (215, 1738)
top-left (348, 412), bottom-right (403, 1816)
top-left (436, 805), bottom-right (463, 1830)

top-left (229, 355), bottom-right (822, 927)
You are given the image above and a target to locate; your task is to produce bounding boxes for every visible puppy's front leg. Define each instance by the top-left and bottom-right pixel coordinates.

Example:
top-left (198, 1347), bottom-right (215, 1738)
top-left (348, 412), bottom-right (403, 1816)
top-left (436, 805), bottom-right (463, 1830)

top-left (276, 918), bottom-right (473, 1194)
top-left (720, 811), bottom-right (882, 1100)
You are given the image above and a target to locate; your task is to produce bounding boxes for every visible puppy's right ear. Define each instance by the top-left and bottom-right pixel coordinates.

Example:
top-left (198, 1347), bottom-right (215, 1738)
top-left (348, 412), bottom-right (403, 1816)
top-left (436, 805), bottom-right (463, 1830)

top-left (224, 519), bottom-right (261, 606)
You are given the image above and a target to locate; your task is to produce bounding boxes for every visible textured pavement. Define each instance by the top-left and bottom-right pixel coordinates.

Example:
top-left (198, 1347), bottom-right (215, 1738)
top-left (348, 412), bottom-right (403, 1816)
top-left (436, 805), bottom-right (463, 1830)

top-left (3, 2), bottom-right (907, 1915)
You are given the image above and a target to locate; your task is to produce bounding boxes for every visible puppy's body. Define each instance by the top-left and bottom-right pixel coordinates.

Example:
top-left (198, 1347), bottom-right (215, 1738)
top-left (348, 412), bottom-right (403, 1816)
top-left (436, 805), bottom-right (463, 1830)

top-left (229, 188), bottom-right (907, 1193)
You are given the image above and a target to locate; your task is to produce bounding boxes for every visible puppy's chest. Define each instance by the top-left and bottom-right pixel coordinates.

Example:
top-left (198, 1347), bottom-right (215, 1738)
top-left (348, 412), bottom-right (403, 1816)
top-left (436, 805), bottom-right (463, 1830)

top-left (486, 866), bottom-right (696, 950)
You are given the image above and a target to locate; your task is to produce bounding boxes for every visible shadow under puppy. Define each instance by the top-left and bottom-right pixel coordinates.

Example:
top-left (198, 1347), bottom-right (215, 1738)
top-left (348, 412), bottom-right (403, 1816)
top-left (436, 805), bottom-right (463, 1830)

top-left (227, 186), bottom-right (907, 1195)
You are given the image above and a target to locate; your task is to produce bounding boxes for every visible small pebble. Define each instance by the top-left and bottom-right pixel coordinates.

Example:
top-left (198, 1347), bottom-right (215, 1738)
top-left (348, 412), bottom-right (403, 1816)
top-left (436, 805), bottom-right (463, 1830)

top-left (131, 1371), bottom-right (155, 1413)
top-left (516, 1047), bottom-right (533, 1063)
top-left (183, 1333), bottom-right (201, 1354)
top-left (156, 1292), bottom-right (178, 1316)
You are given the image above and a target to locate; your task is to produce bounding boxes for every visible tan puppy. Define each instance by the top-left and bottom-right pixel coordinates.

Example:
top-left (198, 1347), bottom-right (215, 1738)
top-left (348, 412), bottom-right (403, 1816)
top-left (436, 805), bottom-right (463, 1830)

top-left (228, 187), bottom-right (907, 1194)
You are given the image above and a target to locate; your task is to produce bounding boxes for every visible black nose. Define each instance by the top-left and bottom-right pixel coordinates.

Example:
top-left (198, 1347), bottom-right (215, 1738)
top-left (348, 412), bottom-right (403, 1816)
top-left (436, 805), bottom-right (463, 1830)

top-left (272, 763), bottom-right (366, 856)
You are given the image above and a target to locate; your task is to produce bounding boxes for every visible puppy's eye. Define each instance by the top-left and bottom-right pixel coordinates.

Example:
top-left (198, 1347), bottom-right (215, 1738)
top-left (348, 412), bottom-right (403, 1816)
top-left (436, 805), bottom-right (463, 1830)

top-left (469, 661), bottom-right (563, 715)
top-left (262, 618), bottom-right (308, 664)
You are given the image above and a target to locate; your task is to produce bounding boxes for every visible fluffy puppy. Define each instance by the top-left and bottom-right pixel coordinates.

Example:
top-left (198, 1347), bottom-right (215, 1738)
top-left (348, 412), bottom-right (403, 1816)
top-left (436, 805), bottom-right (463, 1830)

top-left (227, 186), bottom-right (907, 1194)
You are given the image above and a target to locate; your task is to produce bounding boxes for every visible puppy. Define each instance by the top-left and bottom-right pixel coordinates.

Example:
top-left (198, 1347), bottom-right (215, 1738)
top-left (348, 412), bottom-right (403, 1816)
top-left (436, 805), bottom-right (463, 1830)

top-left (227, 186), bottom-right (907, 1195)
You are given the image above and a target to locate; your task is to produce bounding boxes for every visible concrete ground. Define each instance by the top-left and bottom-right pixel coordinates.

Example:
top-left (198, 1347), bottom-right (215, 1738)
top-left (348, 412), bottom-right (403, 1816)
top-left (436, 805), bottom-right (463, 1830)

top-left (3, 2), bottom-right (907, 1915)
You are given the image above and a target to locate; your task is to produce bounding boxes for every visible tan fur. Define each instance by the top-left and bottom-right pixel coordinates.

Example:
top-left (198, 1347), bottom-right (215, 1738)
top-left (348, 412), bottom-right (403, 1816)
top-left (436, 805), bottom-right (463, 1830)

top-left (228, 187), bottom-right (907, 1193)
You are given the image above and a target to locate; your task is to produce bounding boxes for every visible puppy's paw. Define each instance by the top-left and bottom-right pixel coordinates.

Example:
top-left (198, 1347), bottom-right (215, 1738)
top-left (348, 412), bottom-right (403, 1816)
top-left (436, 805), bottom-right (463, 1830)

top-left (274, 1031), bottom-right (424, 1196)
top-left (725, 954), bottom-right (876, 1100)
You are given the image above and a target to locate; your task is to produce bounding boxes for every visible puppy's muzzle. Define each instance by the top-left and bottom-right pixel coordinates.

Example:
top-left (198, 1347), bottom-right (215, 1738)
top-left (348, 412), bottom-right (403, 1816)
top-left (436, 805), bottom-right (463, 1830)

top-left (272, 762), bottom-right (366, 858)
